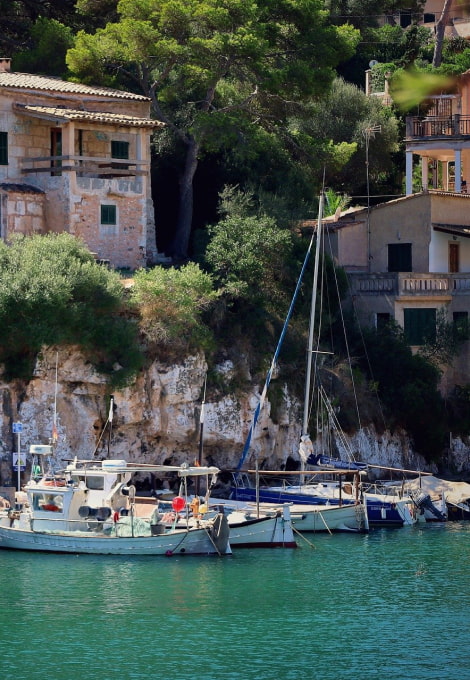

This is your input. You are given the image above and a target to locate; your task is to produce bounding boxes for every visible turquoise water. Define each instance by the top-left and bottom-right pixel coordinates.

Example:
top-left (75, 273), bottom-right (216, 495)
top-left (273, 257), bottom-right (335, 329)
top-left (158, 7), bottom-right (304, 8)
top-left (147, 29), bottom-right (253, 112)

top-left (1, 523), bottom-right (469, 680)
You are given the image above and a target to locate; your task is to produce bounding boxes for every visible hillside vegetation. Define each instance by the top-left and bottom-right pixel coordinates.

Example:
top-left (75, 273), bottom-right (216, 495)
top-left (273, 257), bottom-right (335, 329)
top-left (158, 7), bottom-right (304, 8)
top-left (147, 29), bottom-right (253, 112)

top-left (3, 1), bottom-right (470, 460)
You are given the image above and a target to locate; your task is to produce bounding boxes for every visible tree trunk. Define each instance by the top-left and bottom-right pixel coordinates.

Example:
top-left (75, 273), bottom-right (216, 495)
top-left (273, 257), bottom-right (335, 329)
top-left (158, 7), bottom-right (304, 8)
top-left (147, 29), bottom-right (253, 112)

top-left (167, 136), bottom-right (200, 259)
top-left (432, 0), bottom-right (453, 68)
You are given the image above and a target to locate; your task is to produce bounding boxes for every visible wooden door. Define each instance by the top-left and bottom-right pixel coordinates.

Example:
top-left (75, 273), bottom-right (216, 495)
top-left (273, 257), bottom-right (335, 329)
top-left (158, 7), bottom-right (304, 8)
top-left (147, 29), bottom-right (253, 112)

top-left (449, 242), bottom-right (459, 273)
top-left (50, 128), bottom-right (62, 176)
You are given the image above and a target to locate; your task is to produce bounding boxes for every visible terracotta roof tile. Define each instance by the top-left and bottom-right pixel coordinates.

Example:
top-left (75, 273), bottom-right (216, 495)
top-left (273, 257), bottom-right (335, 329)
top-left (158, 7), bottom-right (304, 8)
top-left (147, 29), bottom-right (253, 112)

top-left (15, 103), bottom-right (162, 128)
top-left (0, 72), bottom-right (149, 101)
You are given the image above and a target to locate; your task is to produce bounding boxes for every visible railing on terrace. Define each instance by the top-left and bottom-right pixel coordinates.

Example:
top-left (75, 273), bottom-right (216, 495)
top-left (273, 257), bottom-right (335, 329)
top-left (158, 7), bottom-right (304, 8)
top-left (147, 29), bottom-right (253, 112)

top-left (20, 155), bottom-right (149, 177)
top-left (348, 272), bottom-right (470, 295)
top-left (406, 115), bottom-right (470, 139)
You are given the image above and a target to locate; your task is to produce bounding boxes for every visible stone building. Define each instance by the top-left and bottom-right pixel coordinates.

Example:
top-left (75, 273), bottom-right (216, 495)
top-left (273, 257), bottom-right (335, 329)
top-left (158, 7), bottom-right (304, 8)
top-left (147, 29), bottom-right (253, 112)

top-left (315, 190), bottom-right (470, 392)
top-left (0, 58), bottom-right (163, 269)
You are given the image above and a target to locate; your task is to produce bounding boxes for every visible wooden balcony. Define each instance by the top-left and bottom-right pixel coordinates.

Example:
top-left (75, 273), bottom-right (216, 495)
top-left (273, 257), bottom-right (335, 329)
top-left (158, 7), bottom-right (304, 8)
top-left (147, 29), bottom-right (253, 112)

top-left (20, 155), bottom-right (149, 178)
top-left (348, 272), bottom-right (470, 296)
top-left (406, 115), bottom-right (470, 140)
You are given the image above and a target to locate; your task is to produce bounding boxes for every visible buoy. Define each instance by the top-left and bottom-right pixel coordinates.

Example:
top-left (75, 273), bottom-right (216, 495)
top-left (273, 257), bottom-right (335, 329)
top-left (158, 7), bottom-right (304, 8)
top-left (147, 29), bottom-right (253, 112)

top-left (172, 496), bottom-right (186, 512)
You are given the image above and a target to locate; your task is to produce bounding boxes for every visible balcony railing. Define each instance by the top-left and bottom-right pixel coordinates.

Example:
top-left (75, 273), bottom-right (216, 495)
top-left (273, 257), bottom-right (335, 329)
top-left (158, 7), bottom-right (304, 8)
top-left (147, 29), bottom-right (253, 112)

top-left (20, 155), bottom-right (149, 178)
top-left (349, 272), bottom-right (470, 296)
top-left (406, 115), bottom-right (470, 139)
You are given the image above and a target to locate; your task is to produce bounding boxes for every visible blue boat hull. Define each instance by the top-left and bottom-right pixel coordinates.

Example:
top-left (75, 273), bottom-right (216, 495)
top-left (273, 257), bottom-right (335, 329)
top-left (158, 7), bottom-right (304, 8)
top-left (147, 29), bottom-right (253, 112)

top-left (230, 487), bottom-right (405, 528)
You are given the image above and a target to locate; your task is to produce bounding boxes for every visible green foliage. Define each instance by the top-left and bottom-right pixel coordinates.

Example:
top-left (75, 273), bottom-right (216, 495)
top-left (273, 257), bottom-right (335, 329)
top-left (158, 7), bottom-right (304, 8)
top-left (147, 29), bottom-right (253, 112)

top-left (419, 308), bottom-right (470, 367)
top-left (131, 263), bottom-right (217, 356)
top-left (13, 18), bottom-right (74, 76)
top-left (389, 67), bottom-right (455, 111)
top-left (298, 77), bottom-right (400, 193)
top-left (323, 189), bottom-right (351, 217)
top-left (204, 197), bottom-right (293, 308)
top-left (447, 384), bottom-right (470, 437)
top-left (66, 0), bottom-right (360, 256)
top-left (359, 323), bottom-right (447, 460)
top-left (0, 234), bottom-right (142, 386)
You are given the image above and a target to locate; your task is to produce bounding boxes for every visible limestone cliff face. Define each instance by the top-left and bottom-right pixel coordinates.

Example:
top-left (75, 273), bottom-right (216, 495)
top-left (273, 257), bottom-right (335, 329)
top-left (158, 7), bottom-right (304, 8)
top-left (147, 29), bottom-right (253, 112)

top-left (0, 347), bottom-right (469, 484)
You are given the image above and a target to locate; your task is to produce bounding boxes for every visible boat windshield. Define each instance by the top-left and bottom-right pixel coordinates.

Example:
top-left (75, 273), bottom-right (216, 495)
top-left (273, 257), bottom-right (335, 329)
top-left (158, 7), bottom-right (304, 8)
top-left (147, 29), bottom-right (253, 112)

top-left (72, 475), bottom-right (104, 490)
top-left (32, 493), bottom-right (64, 512)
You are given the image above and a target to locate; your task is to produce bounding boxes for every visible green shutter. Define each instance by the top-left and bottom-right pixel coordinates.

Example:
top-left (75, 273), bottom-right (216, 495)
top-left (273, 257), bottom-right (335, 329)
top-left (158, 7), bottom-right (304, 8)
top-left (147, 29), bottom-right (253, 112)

top-left (388, 243), bottom-right (412, 272)
top-left (0, 132), bottom-right (8, 165)
top-left (111, 141), bottom-right (129, 159)
top-left (101, 204), bottom-right (116, 225)
top-left (404, 308), bottom-right (436, 344)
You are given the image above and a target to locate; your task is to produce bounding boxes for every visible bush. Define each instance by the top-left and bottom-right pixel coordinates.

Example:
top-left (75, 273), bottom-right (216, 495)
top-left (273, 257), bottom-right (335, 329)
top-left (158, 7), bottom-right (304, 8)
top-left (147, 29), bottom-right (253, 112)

top-left (0, 234), bottom-right (142, 386)
top-left (358, 323), bottom-right (447, 460)
top-left (131, 263), bottom-right (218, 357)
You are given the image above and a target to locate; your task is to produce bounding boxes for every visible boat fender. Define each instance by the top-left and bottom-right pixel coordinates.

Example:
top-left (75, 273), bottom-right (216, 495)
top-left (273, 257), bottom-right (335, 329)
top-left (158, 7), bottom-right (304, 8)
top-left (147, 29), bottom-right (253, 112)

top-left (96, 507), bottom-right (112, 522)
top-left (113, 511), bottom-right (120, 523)
top-left (78, 505), bottom-right (92, 518)
top-left (121, 485), bottom-right (136, 498)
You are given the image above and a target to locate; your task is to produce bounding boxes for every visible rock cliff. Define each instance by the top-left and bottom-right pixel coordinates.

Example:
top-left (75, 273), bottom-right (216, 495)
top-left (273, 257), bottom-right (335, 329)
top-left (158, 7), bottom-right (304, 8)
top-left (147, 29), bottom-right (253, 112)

top-left (0, 346), bottom-right (469, 485)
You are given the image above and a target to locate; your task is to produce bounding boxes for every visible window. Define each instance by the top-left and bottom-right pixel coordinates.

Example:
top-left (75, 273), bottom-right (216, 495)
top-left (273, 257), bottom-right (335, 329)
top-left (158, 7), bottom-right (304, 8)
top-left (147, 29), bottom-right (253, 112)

top-left (50, 128), bottom-right (62, 176)
top-left (33, 492), bottom-right (64, 512)
top-left (388, 243), bottom-right (412, 272)
top-left (111, 140), bottom-right (129, 159)
top-left (404, 308), bottom-right (436, 345)
top-left (376, 312), bottom-right (391, 330)
top-left (72, 475), bottom-right (104, 490)
top-left (100, 204), bottom-right (117, 235)
top-left (0, 131), bottom-right (7, 165)
top-left (453, 311), bottom-right (468, 340)
top-left (101, 204), bottom-right (116, 225)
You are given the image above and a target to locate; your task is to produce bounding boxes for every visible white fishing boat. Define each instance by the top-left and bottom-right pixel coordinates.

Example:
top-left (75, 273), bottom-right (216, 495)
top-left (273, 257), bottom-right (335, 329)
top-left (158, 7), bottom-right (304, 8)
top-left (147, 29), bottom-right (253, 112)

top-left (0, 446), bottom-right (231, 556)
top-left (155, 494), bottom-right (297, 548)
top-left (206, 491), bottom-right (368, 534)
top-left (288, 502), bottom-right (368, 533)
top-left (225, 504), bottom-right (296, 548)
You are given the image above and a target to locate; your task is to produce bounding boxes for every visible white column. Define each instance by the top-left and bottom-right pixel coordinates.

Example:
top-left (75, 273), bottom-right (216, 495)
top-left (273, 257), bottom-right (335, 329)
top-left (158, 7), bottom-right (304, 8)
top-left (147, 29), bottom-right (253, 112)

top-left (406, 151), bottom-right (413, 195)
top-left (421, 157), bottom-right (429, 190)
top-left (443, 161), bottom-right (449, 191)
top-left (455, 149), bottom-right (462, 192)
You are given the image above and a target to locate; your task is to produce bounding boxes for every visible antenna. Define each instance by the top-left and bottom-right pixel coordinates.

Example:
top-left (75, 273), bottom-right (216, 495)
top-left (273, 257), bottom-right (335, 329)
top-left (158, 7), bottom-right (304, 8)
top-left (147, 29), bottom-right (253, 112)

top-left (364, 125), bottom-right (381, 274)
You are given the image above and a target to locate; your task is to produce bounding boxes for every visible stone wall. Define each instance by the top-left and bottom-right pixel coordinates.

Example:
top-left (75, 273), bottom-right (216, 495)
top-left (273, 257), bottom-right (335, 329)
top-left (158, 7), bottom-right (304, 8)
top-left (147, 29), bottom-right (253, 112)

top-left (0, 346), bottom-right (468, 486)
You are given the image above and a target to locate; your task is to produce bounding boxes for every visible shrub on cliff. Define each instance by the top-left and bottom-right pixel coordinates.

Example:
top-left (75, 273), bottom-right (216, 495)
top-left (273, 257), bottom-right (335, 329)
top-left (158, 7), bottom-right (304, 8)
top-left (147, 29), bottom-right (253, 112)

top-left (131, 263), bottom-right (218, 358)
top-left (0, 234), bottom-right (142, 385)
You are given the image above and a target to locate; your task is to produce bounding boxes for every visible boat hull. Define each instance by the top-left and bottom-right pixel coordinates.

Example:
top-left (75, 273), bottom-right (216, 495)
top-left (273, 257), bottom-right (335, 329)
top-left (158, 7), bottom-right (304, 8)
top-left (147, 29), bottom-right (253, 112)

top-left (289, 503), bottom-right (368, 533)
top-left (446, 501), bottom-right (470, 521)
top-left (227, 510), bottom-right (296, 548)
top-left (230, 487), bottom-right (408, 528)
top-left (0, 522), bottom-right (231, 556)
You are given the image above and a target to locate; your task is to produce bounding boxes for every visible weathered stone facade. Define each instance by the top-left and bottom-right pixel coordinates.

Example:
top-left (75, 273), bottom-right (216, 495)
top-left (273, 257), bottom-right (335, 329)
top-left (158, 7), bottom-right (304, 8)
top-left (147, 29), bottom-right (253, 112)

top-left (1, 346), bottom-right (466, 488)
top-left (0, 59), bottom-right (162, 269)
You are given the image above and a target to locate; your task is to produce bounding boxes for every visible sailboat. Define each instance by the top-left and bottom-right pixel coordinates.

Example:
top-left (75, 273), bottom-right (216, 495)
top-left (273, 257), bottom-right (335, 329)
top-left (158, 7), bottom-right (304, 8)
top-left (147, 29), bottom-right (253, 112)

top-left (229, 192), bottom-right (370, 532)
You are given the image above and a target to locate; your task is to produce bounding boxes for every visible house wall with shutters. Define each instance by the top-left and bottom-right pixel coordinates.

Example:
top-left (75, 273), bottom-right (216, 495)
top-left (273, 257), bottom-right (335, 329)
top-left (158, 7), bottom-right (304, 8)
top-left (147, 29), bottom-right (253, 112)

top-left (0, 62), bottom-right (162, 269)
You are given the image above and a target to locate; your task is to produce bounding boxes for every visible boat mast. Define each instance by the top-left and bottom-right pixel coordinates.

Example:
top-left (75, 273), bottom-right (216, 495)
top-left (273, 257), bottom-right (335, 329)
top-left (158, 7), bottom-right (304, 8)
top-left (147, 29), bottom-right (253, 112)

top-left (301, 192), bottom-right (324, 478)
top-left (195, 377), bottom-right (207, 496)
